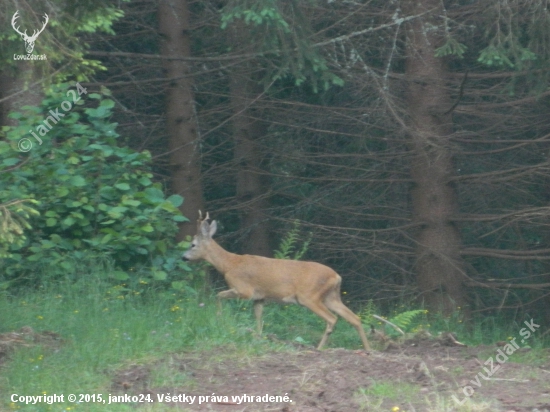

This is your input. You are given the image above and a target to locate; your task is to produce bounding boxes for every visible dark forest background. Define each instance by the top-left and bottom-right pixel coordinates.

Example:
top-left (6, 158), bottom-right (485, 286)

top-left (1, 0), bottom-right (549, 325)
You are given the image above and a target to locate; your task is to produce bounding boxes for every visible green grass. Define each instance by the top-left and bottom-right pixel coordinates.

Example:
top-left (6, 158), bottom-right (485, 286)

top-left (356, 381), bottom-right (420, 411)
top-left (0, 278), bottom-right (264, 412)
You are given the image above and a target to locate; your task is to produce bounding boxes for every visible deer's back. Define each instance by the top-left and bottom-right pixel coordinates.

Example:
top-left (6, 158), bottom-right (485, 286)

top-left (225, 254), bottom-right (340, 301)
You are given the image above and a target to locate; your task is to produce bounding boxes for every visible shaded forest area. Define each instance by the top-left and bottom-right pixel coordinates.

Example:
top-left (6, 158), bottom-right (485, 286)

top-left (1, 0), bottom-right (550, 324)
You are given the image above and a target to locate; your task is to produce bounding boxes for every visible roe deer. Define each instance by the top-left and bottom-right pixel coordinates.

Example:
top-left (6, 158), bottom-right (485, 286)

top-left (182, 212), bottom-right (370, 350)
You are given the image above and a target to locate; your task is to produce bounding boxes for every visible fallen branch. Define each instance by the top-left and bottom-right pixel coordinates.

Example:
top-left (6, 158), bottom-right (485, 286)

top-left (372, 314), bottom-right (405, 336)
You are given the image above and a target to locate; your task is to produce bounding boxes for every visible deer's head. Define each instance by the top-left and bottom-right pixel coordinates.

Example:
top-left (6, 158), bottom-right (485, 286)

top-left (183, 211), bottom-right (217, 261)
top-left (12, 11), bottom-right (49, 54)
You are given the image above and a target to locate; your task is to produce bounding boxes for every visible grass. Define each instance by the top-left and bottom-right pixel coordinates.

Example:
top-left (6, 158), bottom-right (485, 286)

top-left (0, 278), bottom-right (264, 412)
top-left (356, 381), bottom-right (420, 411)
top-left (425, 394), bottom-right (498, 412)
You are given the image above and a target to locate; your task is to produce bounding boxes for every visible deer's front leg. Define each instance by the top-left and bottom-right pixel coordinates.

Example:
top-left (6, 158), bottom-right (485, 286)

top-left (216, 289), bottom-right (240, 315)
top-left (253, 300), bottom-right (264, 335)
top-left (218, 289), bottom-right (241, 299)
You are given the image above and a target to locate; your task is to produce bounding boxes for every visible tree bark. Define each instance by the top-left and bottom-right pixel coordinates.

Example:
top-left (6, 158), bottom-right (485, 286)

top-left (229, 66), bottom-right (272, 257)
top-left (0, 62), bottom-right (43, 127)
top-left (158, 0), bottom-right (204, 240)
top-left (404, 0), bottom-right (467, 313)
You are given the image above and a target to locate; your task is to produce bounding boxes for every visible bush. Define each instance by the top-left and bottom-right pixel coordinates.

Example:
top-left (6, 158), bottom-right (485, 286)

top-left (0, 82), bottom-right (190, 288)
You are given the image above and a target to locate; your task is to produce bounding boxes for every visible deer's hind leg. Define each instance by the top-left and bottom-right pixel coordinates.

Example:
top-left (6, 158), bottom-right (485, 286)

top-left (298, 298), bottom-right (339, 350)
top-left (324, 290), bottom-right (370, 350)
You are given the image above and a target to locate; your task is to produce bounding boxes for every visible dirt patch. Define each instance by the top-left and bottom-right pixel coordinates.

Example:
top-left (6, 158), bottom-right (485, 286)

top-left (110, 337), bottom-right (550, 412)
top-left (0, 326), bottom-right (63, 367)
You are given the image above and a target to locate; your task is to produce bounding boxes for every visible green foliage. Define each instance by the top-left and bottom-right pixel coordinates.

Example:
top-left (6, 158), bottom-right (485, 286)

top-left (435, 38), bottom-right (467, 58)
top-left (476, 3), bottom-right (540, 71)
top-left (0, 199), bottom-right (39, 258)
top-left (273, 220), bottom-right (311, 260)
top-left (221, 2), bottom-right (290, 31)
top-left (358, 299), bottom-right (376, 324)
top-left (0, 82), bottom-right (189, 286)
top-left (0, 2), bottom-right (127, 82)
top-left (477, 44), bottom-right (536, 69)
top-left (220, 0), bottom-right (344, 92)
top-left (361, 304), bottom-right (427, 336)
top-left (388, 309), bottom-right (427, 331)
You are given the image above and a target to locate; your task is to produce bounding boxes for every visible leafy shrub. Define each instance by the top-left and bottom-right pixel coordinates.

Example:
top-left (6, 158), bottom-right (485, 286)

top-left (0, 82), bottom-right (190, 288)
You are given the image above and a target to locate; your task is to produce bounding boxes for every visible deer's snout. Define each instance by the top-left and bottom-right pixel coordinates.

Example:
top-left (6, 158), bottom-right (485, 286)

top-left (182, 249), bottom-right (195, 261)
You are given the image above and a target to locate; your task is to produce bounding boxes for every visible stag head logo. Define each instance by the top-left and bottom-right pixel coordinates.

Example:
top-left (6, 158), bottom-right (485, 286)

top-left (11, 10), bottom-right (49, 54)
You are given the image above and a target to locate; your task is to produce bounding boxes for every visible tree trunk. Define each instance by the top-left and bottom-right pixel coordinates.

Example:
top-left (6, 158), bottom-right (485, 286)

top-left (229, 67), bottom-right (272, 257)
top-left (0, 62), bottom-right (43, 127)
top-left (404, 0), bottom-right (467, 313)
top-left (158, 0), bottom-right (204, 240)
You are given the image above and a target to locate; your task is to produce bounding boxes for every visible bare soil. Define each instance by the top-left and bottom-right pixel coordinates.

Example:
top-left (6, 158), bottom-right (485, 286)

top-left (110, 335), bottom-right (550, 412)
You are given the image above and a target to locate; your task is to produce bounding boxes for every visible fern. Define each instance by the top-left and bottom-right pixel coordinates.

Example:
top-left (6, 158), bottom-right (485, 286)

top-left (388, 309), bottom-right (427, 331)
top-left (274, 220), bottom-right (312, 260)
top-left (293, 232), bottom-right (311, 260)
top-left (359, 300), bottom-right (376, 324)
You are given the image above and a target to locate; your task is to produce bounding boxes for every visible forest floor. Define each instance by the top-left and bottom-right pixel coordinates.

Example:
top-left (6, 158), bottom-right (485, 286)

top-left (107, 334), bottom-right (550, 412)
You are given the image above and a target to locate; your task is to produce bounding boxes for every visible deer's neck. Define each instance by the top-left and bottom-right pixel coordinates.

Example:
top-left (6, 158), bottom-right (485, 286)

top-left (205, 241), bottom-right (241, 274)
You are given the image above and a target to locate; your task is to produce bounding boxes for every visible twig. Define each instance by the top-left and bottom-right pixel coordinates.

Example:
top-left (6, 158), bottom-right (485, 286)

top-left (372, 314), bottom-right (405, 335)
top-left (443, 70), bottom-right (468, 115)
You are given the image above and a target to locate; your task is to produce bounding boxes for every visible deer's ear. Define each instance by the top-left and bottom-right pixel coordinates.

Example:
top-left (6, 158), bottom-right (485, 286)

top-left (209, 220), bottom-right (217, 237)
top-left (200, 220), bottom-right (210, 237)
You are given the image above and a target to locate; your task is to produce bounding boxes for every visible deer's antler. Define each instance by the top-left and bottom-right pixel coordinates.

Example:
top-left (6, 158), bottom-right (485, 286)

top-left (197, 210), bottom-right (210, 231)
